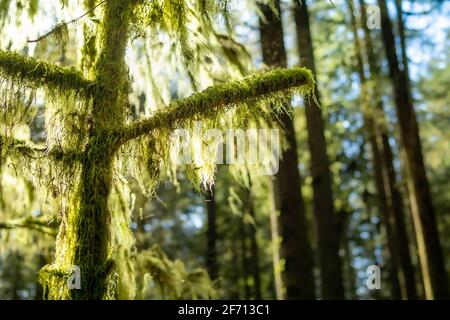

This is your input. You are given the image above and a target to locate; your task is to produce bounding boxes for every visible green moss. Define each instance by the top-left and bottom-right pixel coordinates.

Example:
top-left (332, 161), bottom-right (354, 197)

top-left (0, 50), bottom-right (94, 97)
top-left (119, 67), bottom-right (315, 143)
top-left (0, 216), bottom-right (57, 236)
top-left (38, 0), bottom-right (136, 300)
top-left (136, 245), bottom-right (216, 299)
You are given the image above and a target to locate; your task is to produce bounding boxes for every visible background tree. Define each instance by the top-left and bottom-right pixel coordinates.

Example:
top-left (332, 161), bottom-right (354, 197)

top-left (376, 0), bottom-right (449, 299)
top-left (258, 0), bottom-right (316, 299)
top-left (293, 0), bottom-right (345, 299)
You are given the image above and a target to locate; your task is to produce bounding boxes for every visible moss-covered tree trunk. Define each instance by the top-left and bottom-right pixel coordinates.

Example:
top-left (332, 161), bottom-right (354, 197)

top-left (259, 0), bottom-right (316, 299)
top-left (293, 0), bottom-right (345, 300)
top-left (377, 0), bottom-right (449, 299)
top-left (40, 0), bottom-right (134, 300)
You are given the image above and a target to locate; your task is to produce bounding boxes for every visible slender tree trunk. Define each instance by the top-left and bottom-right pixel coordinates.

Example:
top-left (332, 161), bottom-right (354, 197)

top-left (41, 0), bottom-right (135, 299)
top-left (230, 235), bottom-right (241, 299)
top-left (10, 252), bottom-right (22, 300)
top-left (350, 0), bottom-right (417, 299)
top-left (240, 214), bottom-right (251, 299)
top-left (268, 177), bottom-right (285, 300)
top-left (258, 0), bottom-right (315, 299)
top-left (390, 4), bottom-right (424, 297)
top-left (247, 191), bottom-right (262, 300)
top-left (336, 209), bottom-right (358, 300)
top-left (206, 186), bottom-right (218, 281)
top-left (293, 0), bottom-right (344, 299)
top-left (376, 0), bottom-right (449, 299)
top-left (360, 0), bottom-right (419, 299)
top-left (343, 234), bottom-right (358, 299)
top-left (394, 0), bottom-right (411, 95)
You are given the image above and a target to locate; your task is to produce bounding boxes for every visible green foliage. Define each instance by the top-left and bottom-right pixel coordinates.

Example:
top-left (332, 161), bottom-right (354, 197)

top-left (136, 245), bottom-right (216, 299)
top-left (133, 0), bottom-right (231, 66)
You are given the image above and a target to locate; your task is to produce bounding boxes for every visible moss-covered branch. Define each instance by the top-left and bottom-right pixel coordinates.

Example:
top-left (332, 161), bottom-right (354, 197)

top-left (0, 216), bottom-right (57, 236)
top-left (0, 50), bottom-right (95, 96)
top-left (0, 135), bottom-right (83, 164)
top-left (117, 67), bottom-right (314, 144)
top-left (0, 135), bottom-right (47, 156)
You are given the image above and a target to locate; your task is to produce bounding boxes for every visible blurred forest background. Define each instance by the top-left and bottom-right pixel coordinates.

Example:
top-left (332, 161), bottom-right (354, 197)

top-left (0, 0), bottom-right (449, 300)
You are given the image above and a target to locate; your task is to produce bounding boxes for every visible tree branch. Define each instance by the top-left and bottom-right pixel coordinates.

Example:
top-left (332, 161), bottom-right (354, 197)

top-left (0, 135), bottom-right (83, 163)
top-left (0, 216), bottom-right (57, 236)
top-left (27, 1), bottom-right (106, 43)
top-left (116, 67), bottom-right (314, 145)
top-left (1, 135), bottom-right (47, 157)
top-left (0, 50), bottom-right (95, 96)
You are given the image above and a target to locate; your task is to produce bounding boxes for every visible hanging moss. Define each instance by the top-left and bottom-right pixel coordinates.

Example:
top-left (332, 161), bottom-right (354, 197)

top-left (119, 67), bottom-right (315, 143)
top-left (0, 50), bottom-right (95, 98)
top-left (136, 245), bottom-right (216, 299)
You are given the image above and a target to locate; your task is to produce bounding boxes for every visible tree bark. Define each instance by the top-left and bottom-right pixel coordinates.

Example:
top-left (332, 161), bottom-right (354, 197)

top-left (240, 213), bottom-right (251, 300)
top-left (268, 177), bottom-right (285, 300)
top-left (351, 0), bottom-right (418, 299)
top-left (336, 209), bottom-right (358, 300)
top-left (206, 186), bottom-right (218, 281)
top-left (247, 191), bottom-right (262, 300)
top-left (376, 0), bottom-right (449, 299)
top-left (41, 0), bottom-right (135, 299)
top-left (258, 0), bottom-right (316, 299)
top-left (293, 0), bottom-right (345, 299)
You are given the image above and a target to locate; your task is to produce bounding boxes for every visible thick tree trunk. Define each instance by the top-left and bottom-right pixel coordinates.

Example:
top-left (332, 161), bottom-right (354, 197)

top-left (258, 0), bottom-right (316, 299)
top-left (41, 0), bottom-right (134, 300)
top-left (376, 0), bottom-right (449, 299)
top-left (293, 0), bottom-right (344, 299)
top-left (206, 186), bottom-right (218, 281)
